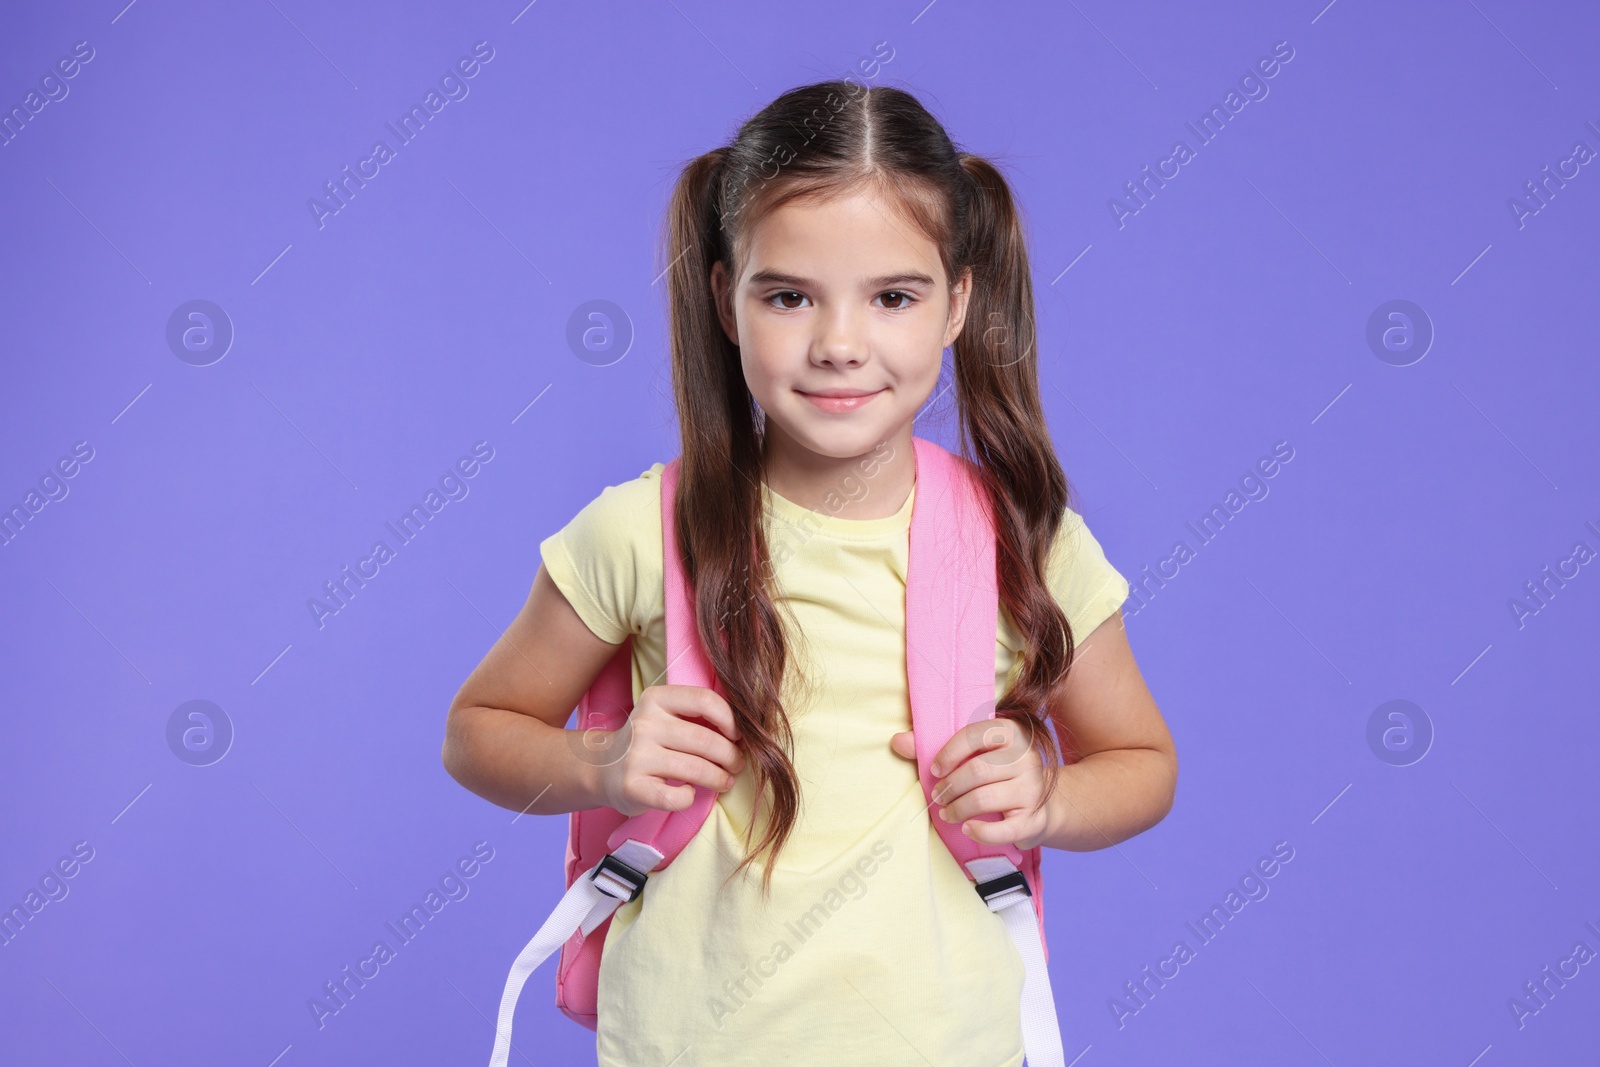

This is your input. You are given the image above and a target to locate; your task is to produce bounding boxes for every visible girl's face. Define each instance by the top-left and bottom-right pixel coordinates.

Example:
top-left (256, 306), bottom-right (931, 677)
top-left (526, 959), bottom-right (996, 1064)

top-left (711, 187), bottom-right (971, 467)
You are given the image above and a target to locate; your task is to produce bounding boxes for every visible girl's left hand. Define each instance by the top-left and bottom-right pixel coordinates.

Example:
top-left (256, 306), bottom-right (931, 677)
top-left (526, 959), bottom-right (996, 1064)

top-left (889, 719), bottom-right (1052, 851)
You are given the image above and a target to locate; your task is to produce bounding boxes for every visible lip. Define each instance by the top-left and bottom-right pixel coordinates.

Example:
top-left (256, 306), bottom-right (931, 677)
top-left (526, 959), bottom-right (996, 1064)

top-left (798, 388), bottom-right (885, 413)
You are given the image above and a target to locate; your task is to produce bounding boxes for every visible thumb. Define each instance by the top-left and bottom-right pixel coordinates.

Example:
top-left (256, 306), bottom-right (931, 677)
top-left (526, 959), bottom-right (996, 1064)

top-left (889, 730), bottom-right (917, 761)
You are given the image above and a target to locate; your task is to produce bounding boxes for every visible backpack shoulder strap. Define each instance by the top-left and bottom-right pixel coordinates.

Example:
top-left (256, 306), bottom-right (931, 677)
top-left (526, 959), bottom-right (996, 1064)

top-left (906, 434), bottom-right (1066, 1067)
top-left (486, 457), bottom-right (718, 1065)
top-left (601, 455), bottom-right (722, 857)
top-left (905, 435), bottom-right (1022, 869)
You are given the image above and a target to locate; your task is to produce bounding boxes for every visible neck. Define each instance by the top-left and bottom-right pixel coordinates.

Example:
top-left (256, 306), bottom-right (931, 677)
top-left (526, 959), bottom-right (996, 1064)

top-left (759, 422), bottom-right (916, 520)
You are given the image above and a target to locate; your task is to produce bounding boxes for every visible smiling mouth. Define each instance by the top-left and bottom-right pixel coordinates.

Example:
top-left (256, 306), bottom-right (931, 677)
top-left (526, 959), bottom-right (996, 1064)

top-left (798, 389), bottom-right (885, 412)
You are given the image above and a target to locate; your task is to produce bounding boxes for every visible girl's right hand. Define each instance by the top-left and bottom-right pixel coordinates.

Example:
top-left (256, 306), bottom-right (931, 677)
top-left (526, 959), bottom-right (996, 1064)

top-left (593, 684), bottom-right (746, 817)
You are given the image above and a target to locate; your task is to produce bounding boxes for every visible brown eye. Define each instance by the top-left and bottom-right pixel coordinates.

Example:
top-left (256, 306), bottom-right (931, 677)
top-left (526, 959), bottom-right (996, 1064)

top-left (878, 291), bottom-right (914, 310)
top-left (771, 291), bottom-right (807, 310)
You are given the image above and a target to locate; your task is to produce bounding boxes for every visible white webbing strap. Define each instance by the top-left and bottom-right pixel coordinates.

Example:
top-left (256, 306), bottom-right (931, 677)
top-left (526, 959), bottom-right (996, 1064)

top-left (966, 857), bottom-right (1065, 1067)
top-left (487, 840), bottom-right (663, 1067)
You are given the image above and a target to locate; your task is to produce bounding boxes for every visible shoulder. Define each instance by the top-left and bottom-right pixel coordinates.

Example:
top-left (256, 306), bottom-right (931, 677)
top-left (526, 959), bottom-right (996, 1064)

top-left (1046, 503), bottom-right (1129, 639)
top-left (577, 462), bottom-right (667, 527)
top-left (538, 462), bottom-right (667, 643)
top-left (999, 503), bottom-right (1129, 650)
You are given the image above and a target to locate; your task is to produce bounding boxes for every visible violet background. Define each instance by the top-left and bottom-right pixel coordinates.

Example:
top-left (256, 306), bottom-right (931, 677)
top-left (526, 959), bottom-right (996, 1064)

top-left (2, 1), bottom-right (1597, 1064)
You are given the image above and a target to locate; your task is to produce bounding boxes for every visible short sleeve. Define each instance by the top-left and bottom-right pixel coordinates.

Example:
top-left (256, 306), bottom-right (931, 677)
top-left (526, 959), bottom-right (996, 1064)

top-left (538, 463), bottom-right (666, 645)
top-left (998, 503), bottom-right (1130, 654)
top-left (1047, 505), bottom-right (1130, 640)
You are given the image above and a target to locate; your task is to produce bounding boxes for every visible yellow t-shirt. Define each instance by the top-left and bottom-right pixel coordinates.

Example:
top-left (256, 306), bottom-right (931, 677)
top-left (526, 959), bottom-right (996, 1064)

top-left (539, 461), bottom-right (1130, 1067)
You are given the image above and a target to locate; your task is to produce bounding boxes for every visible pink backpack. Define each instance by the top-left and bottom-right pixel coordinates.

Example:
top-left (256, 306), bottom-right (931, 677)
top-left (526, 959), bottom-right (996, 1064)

top-left (487, 435), bottom-right (1066, 1066)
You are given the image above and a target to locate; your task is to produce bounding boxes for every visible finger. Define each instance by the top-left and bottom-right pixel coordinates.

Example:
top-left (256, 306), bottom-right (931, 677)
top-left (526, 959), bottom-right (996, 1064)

top-left (937, 780), bottom-right (1020, 827)
top-left (652, 750), bottom-right (737, 794)
top-left (661, 717), bottom-right (746, 777)
top-left (659, 683), bottom-right (742, 742)
top-left (960, 809), bottom-right (1039, 848)
top-left (647, 780), bottom-right (697, 813)
top-left (970, 720), bottom-right (1038, 773)
top-left (931, 720), bottom-right (1017, 777)
top-left (931, 753), bottom-right (1016, 810)
top-left (889, 731), bottom-right (916, 760)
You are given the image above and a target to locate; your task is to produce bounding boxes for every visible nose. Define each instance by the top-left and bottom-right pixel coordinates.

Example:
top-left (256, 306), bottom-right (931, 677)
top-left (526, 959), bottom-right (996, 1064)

top-left (811, 310), bottom-right (867, 369)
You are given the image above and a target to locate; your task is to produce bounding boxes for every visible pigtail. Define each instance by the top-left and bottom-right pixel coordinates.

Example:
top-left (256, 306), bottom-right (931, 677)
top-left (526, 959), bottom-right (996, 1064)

top-left (661, 147), bottom-right (802, 900)
top-left (953, 153), bottom-right (1076, 804)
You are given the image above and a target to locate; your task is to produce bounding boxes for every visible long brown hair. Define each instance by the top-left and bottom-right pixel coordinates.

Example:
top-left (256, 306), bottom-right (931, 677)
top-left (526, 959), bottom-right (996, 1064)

top-left (660, 80), bottom-right (1080, 896)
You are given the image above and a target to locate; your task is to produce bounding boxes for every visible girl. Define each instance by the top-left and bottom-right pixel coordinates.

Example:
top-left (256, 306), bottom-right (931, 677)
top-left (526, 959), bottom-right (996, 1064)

top-left (444, 80), bottom-right (1176, 1066)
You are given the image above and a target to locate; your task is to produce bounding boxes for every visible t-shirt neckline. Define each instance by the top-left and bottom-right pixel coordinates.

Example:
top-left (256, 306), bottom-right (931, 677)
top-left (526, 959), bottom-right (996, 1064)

top-left (760, 477), bottom-right (916, 540)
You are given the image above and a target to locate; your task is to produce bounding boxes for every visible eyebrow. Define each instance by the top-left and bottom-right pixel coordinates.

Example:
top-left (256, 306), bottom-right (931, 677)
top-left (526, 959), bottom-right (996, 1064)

top-left (745, 269), bottom-right (939, 290)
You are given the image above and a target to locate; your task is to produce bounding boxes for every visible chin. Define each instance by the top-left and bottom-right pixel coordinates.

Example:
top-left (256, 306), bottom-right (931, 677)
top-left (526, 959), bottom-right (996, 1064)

top-left (793, 418), bottom-right (898, 458)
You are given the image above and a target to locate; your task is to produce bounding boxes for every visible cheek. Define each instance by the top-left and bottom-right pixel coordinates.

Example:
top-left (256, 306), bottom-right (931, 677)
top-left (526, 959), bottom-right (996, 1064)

top-left (739, 351), bottom-right (780, 406)
top-left (902, 347), bottom-right (945, 392)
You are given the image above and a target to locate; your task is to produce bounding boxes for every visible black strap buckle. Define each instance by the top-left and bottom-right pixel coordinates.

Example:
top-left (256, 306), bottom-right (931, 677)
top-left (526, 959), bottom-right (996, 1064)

top-left (974, 870), bottom-right (1030, 907)
top-left (590, 853), bottom-right (649, 902)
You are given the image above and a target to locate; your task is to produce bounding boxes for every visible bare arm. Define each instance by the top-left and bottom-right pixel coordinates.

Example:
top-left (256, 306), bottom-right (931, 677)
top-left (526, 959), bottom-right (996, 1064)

top-left (441, 563), bottom-right (625, 817)
top-left (443, 563), bottom-right (747, 819)
top-left (1037, 609), bottom-right (1177, 852)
